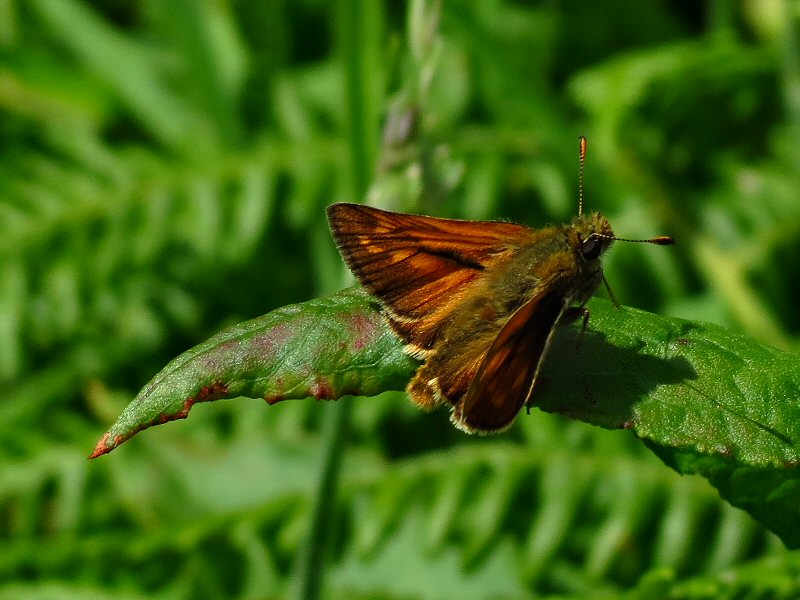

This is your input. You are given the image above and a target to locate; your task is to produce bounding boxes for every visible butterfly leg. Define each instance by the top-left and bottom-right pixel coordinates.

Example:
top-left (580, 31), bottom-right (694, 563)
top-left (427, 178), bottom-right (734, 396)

top-left (602, 275), bottom-right (620, 308)
top-left (559, 305), bottom-right (590, 344)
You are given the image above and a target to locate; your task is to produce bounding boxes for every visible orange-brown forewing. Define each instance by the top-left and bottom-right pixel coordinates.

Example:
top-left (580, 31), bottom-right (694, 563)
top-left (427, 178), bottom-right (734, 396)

top-left (326, 203), bottom-right (533, 354)
top-left (453, 288), bottom-right (568, 432)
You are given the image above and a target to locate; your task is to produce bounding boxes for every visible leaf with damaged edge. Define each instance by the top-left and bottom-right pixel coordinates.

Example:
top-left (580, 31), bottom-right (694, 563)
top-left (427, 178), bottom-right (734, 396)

top-left (90, 287), bottom-right (418, 458)
top-left (92, 289), bottom-right (800, 548)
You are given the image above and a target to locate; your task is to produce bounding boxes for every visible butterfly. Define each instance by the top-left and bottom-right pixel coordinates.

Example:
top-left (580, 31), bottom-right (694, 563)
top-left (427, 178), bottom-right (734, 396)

top-left (326, 137), bottom-right (672, 433)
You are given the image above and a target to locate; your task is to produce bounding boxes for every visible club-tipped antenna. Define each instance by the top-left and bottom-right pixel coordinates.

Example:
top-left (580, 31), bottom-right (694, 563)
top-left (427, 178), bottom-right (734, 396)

top-left (593, 232), bottom-right (675, 245)
top-left (578, 136), bottom-right (587, 216)
top-left (578, 135), bottom-right (674, 245)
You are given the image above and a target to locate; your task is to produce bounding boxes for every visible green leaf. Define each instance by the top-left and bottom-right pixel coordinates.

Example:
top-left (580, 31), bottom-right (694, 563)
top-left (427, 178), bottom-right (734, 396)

top-left (92, 289), bottom-right (800, 548)
top-left (90, 287), bottom-right (418, 458)
top-left (537, 299), bottom-right (800, 548)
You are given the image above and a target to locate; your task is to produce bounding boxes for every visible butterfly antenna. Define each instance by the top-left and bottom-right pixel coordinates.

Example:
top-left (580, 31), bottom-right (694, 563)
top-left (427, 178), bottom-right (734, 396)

top-left (596, 233), bottom-right (674, 245)
top-left (622, 235), bottom-right (673, 245)
top-left (578, 136), bottom-right (587, 216)
top-left (578, 135), bottom-right (673, 245)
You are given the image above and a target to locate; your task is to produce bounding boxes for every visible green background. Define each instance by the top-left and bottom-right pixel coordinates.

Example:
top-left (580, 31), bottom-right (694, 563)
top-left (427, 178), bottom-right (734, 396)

top-left (2, 1), bottom-right (799, 598)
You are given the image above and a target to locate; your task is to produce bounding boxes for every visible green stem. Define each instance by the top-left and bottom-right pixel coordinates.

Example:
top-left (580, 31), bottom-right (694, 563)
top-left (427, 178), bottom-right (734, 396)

top-left (293, 401), bottom-right (353, 600)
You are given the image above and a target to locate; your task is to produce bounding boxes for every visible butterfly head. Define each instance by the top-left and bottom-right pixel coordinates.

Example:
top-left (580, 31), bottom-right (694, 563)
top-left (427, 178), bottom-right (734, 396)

top-left (570, 212), bottom-right (615, 264)
top-left (565, 208), bottom-right (673, 305)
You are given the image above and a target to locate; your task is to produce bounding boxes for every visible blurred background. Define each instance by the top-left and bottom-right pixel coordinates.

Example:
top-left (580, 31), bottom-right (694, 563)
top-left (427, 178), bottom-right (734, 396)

top-left (2, 0), bottom-right (799, 598)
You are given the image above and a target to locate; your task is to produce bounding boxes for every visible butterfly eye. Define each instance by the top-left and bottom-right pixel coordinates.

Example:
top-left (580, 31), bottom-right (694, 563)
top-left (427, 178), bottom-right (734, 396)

top-left (581, 237), bottom-right (602, 261)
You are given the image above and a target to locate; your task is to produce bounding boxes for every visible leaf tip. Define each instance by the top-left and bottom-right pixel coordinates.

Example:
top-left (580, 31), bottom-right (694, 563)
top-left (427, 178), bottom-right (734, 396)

top-left (89, 381), bottom-right (232, 459)
top-left (89, 432), bottom-right (119, 459)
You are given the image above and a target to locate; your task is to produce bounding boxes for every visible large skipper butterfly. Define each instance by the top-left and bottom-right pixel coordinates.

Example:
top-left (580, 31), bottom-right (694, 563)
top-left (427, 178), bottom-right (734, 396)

top-left (327, 137), bottom-right (673, 433)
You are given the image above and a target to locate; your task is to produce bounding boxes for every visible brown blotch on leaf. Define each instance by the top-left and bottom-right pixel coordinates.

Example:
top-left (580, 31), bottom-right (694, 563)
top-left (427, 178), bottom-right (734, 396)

top-left (264, 394), bottom-right (284, 405)
top-left (348, 313), bottom-right (378, 351)
top-left (310, 378), bottom-right (335, 400)
top-left (195, 381), bottom-right (229, 403)
top-left (88, 381), bottom-right (229, 459)
top-left (253, 323), bottom-right (292, 356)
top-left (89, 432), bottom-right (113, 459)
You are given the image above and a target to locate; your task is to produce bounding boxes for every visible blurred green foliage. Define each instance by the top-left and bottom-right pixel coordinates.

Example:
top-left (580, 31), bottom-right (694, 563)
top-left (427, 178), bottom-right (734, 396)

top-left (1, 0), bottom-right (799, 598)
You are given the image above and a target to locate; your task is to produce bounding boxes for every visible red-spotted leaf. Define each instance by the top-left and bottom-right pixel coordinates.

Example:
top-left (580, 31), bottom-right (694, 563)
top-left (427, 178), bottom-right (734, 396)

top-left (90, 287), bottom-right (418, 458)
